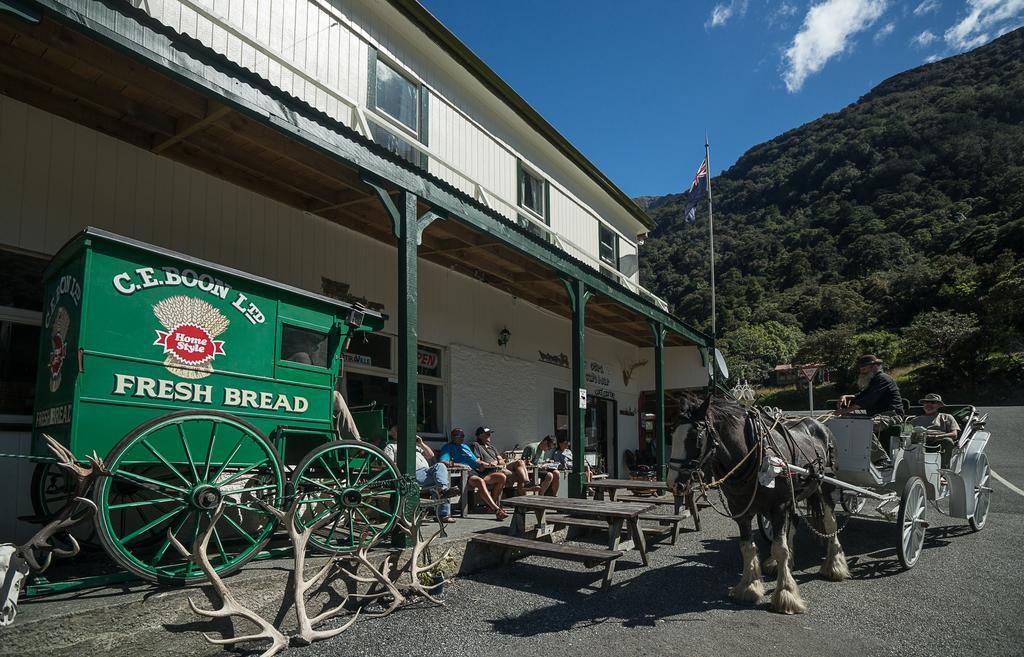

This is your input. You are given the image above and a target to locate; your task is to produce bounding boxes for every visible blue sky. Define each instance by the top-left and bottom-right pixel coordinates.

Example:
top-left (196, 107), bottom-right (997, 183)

top-left (419, 1), bottom-right (1024, 197)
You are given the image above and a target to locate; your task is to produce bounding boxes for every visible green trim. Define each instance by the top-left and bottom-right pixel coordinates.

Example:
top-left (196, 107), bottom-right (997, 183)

top-left (650, 322), bottom-right (667, 480)
top-left (387, 0), bottom-right (654, 231)
top-left (0, 0), bottom-right (41, 23)
top-left (35, 0), bottom-right (707, 348)
top-left (543, 179), bottom-right (551, 227)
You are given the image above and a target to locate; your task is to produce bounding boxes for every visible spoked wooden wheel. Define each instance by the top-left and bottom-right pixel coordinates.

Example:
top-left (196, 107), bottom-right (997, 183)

top-left (969, 453), bottom-right (992, 532)
top-left (94, 410), bottom-right (284, 584)
top-left (291, 441), bottom-right (402, 554)
top-left (897, 476), bottom-right (927, 569)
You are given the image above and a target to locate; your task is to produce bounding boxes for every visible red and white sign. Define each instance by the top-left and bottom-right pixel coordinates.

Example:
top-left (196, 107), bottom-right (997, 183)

top-left (800, 366), bottom-right (818, 382)
top-left (154, 323), bottom-right (226, 365)
top-left (417, 349), bottom-right (438, 371)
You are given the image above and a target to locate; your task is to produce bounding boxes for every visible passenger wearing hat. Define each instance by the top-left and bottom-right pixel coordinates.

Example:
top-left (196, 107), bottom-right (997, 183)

top-left (471, 427), bottom-right (540, 501)
top-left (912, 394), bottom-right (961, 469)
top-left (438, 428), bottom-right (508, 520)
top-left (836, 355), bottom-right (904, 417)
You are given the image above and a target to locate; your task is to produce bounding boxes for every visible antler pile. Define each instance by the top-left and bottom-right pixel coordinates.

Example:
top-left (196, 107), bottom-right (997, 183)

top-left (169, 505), bottom-right (288, 657)
top-left (259, 499), bottom-right (361, 644)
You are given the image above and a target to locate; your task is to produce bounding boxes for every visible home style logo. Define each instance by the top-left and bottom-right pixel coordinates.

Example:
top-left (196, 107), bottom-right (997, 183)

top-left (152, 296), bottom-right (229, 379)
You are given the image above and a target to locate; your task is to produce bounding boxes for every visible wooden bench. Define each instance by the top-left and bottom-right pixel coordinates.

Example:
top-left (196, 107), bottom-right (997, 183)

top-left (469, 533), bottom-right (623, 589)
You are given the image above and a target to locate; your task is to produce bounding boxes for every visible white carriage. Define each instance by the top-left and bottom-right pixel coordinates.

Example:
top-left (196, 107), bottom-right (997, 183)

top-left (820, 405), bottom-right (993, 568)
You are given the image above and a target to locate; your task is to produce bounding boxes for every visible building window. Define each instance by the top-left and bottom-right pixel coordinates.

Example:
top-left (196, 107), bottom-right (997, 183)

top-left (368, 53), bottom-right (424, 166)
top-left (0, 249), bottom-right (46, 420)
top-left (344, 332), bottom-right (391, 370)
top-left (599, 225), bottom-right (619, 270)
top-left (553, 388), bottom-right (570, 443)
top-left (518, 163), bottom-right (549, 240)
top-left (375, 58), bottom-right (418, 132)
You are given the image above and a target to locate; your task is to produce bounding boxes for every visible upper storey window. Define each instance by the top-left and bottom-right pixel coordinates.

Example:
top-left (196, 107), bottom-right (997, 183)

top-left (368, 52), bottom-right (426, 166)
top-left (375, 58), bottom-right (418, 132)
top-left (517, 162), bottom-right (549, 240)
top-left (599, 224), bottom-right (619, 270)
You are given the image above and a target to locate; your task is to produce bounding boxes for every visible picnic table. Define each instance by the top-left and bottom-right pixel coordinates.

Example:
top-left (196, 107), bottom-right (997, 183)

top-left (502, 496), bottom-right (652, 588)
top-left (589, 478), bottom-right (701, 531)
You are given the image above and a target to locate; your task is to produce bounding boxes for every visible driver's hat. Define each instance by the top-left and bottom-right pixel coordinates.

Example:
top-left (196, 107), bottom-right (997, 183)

top-left (918, 393), bottom-right (944, 406)
top-left (856, 354), bottom-right (883, 367)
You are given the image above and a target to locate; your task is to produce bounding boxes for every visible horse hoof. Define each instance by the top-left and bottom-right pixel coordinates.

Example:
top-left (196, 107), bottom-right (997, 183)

top-left (729, 579), bottom-right (765, 603)
top-left (771, 587), bottom-right (807, 615)
top-left (819, 552), bottom-right (850, 582)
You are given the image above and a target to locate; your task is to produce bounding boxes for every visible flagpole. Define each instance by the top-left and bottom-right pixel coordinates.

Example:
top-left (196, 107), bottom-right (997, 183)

top-left (705, 134), bottom-right (716, 339)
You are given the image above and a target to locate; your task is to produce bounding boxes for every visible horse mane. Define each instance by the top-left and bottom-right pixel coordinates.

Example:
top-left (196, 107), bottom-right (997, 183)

top-left (673, 391), bottom-right (746, 433)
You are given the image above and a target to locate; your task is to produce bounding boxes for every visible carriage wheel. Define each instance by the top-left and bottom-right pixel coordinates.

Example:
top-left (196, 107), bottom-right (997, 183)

top-left (969, 453), bottom-right (991, 532)
top-left (94, 410), bottom-right (284, 584)
top-left (897, 476), bottom-right (927, 569)
top-left (291, 440), bottom-right (402, 554)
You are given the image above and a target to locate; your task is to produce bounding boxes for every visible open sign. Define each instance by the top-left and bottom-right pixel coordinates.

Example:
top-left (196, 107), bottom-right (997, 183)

top-left (417, 348), bottom-right (438, 372)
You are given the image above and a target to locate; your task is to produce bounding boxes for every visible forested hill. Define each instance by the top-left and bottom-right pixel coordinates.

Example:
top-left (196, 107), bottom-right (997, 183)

top-left (638, 27), bottom-right (1024, 388)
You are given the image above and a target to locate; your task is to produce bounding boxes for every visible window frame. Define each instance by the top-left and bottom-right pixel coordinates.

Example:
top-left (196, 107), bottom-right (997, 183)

top-left (0, 304), bottom-right (41, 425)
top-left (367, 48), bottom-right (429, 168)
top-left (598, 224), bottom-right (619, 270)
top-left (276, 318), bottom-right (334, 374)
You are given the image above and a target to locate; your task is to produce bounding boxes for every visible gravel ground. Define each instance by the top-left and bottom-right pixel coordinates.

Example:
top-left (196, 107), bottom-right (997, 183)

top-left (288, 407), bottom-right (1024, 657)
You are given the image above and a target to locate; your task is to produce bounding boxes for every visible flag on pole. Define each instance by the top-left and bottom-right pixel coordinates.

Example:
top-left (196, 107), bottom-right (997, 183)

top-left (683, 158), bottom-right (708, 223)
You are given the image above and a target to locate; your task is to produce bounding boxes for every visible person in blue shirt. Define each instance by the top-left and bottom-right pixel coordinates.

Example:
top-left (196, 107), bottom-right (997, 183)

top-left (439, 427), bottom-right (508, 520)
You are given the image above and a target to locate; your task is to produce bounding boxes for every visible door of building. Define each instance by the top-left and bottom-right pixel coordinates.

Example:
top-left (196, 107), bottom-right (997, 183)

top-left (586, 396), bottom-right (618, 478)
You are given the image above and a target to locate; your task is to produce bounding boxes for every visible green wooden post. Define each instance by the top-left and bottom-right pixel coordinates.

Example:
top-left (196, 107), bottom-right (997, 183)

top-left (650, 322), bottom-right (667, 481)
top-left (395, 191), bottom-right (419, 479)
top-left (562, 278), bottom-right (591, 498)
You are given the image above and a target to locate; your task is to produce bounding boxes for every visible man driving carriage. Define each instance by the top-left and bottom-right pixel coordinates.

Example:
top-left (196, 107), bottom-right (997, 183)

top-left (836, 354), bottom-right (904, 467)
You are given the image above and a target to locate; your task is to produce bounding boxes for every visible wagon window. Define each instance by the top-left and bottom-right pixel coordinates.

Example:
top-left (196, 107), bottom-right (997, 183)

top-left (281, 325), bottom-right (329, 369)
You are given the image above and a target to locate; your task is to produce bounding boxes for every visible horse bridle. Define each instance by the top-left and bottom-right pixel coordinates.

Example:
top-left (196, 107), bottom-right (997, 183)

top-left (668, 419), bottom-right (720, 486)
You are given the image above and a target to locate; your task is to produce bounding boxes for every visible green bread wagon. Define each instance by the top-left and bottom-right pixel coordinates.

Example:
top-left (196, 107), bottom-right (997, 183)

top-left (33, 228), bottom-right (400, 583)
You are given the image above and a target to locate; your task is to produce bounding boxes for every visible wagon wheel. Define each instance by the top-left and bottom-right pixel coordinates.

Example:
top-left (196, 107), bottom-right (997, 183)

top-left (896, 476), bottom-right (927, 569)
top-left (94, 410), bottom-right (284, 584)
top-left (968, 453), bottom-right (992, 532)
top-left (32, 462), bottom-right (175, 550)
top-left (291, 440), bottom-right (402, 554)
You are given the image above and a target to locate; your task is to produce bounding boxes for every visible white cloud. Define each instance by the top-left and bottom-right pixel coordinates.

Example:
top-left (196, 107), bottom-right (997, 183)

top-left (782, 0), bottom-right (889, 92)
top-left (914, 0), bottom-right (941, 15)
top-left (875, 21), bottom-right (897, 40)
top-left (944, 0), bottom-right (1024, 51)
top-left (925, 53), bottom-right (943, 61)
top-left (707, 0), bottom-right (749, 28)
top-left (912, 29), bottom-right (938, 45)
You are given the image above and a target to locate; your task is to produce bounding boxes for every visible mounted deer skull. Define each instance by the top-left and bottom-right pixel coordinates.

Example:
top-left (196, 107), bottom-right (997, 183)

top-left (622, 359), bottom-right (649, 387)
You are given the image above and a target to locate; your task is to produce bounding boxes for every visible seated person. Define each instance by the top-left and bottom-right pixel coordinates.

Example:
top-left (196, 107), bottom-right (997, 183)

top-left (521, 435), bottom-right (559, 496)
top-left (912, 394), bottom-right (960, 469)
top-left (471, 426), bottom-right (540, 500)
top-left (552, 437), bottom-right (592, 483)
top-left (438, 428), bottom-right (508, 520)
top-left (332, 389), bottom-right (361, 440)
top-left (383, 425), bottom-right (458, 523)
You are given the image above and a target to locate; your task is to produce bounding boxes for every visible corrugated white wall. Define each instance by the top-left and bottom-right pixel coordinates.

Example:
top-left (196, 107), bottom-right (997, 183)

top-left (117, 0), bottom-right (641, 272)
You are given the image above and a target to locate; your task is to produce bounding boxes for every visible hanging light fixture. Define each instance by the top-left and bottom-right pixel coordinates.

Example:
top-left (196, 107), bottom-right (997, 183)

top-left (497, 327), bottom-right (511, 348)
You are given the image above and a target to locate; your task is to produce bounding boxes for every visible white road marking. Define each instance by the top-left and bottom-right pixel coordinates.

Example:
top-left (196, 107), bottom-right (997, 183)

top-left (991, 470), bottom-right (1024, 497)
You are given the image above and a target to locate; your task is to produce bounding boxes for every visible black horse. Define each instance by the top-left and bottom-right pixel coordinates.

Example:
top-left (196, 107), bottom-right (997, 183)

top-left (666, 393), bottom-right (849, 614)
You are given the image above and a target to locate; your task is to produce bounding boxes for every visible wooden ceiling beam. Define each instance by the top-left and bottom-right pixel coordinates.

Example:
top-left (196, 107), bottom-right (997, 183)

top-left (152, 101), bottom-right (232, 153)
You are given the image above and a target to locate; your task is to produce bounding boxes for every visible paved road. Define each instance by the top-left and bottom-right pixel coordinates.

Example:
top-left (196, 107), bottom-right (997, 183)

top-left (294, 407), bottom-right (1023, 657)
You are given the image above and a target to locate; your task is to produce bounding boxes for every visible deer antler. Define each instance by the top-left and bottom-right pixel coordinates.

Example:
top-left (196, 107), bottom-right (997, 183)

top-left (337, 530), bottom-right (406, 618)
top-left (393, 512), bottom-right (450, 605)
top-left (622, 359), bottom-right (649, 387)
top-left (169, 505), bottom-right (288, 657)
top-left (17, 436), bottom-right (109, 572)
top-left (258, 498), bottom-right (360, 645)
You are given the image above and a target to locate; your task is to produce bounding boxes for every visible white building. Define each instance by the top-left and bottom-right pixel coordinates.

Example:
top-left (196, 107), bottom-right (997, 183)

top-left (0, 0), bottom-right (710, 538)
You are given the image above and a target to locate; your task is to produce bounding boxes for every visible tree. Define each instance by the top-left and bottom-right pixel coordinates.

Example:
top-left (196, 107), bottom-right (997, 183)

top-left (718, 321), bottom-right (803, 383)
top-left (904, 310), bottom-right (981, 370)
